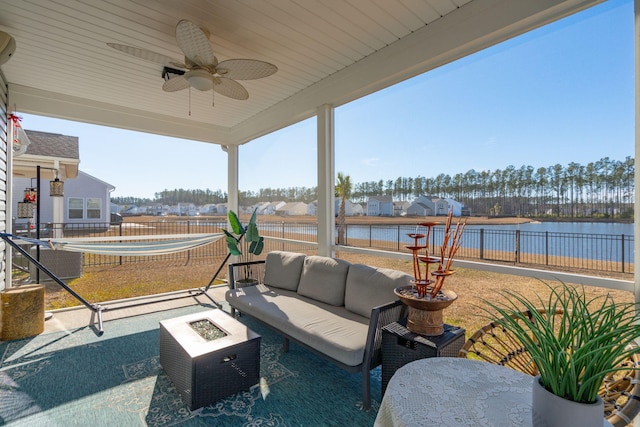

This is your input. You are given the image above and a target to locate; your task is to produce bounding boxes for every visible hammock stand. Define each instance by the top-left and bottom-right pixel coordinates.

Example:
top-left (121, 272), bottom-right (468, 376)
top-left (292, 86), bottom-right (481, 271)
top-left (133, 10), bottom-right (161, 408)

top-left (1, 232), bottom-right (227, 335)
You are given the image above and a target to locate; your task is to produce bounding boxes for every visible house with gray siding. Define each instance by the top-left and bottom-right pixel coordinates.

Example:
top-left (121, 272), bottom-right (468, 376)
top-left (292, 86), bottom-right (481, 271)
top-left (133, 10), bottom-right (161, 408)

top-left (407, 195), bottom-right (466, 217)
top-left (367, 195), bottom-right (394, 216)
top-left (12, 130), bottom-right (114, 233)
top-left (13, 170), bottom-right (114, 229)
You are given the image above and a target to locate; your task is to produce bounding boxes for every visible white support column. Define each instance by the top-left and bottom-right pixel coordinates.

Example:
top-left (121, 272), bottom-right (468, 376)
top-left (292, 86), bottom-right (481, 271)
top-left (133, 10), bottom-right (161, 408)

top-left (635, 0), bottom-right (640, 307)
top-left (226, 145), bottom-right (239, 215)
top-left (5, 115), bottom-right (13, 290)
top-left (317, 104), bottom-right (335, 257)
top-left (634, 10), bottom-right (640, 427)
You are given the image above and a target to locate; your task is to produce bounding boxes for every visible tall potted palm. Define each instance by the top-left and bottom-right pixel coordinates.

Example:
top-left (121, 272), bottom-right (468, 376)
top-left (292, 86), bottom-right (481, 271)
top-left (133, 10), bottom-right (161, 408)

top-left (336, 172), bottom-right (352, 245)
top-left (484, 282), bottom-right (640, 427)
top-left (223, 208), bottom-right (264, 285)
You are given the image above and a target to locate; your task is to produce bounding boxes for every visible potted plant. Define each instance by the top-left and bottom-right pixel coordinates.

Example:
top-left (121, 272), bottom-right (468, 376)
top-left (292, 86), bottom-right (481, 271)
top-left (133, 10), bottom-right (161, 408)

top-left (223, 208), bottom-right (264, 286)
top-left (483, 282), bottom-right (640, 427)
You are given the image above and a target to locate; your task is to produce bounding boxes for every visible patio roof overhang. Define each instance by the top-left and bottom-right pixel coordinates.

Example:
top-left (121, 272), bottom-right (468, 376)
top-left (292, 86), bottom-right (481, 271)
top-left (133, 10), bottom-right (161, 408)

top-left (0, 0), bottom-right (603, 147)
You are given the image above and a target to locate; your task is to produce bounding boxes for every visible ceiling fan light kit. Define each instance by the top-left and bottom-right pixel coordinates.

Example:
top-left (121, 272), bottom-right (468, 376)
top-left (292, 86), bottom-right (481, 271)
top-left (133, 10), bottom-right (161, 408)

top-left (108, 19), bottom-right (277, 106)
top-left (185, 69), bottom-right (214, 91)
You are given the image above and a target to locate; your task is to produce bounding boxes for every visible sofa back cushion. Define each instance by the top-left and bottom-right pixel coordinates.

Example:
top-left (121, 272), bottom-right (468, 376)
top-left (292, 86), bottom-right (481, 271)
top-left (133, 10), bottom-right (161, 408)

top-left (297, 256), bottom-right (351, 306)
top-left (263, 251), bottom-right (306, 291)
top-left (344, 264), bottom-right (412, 318)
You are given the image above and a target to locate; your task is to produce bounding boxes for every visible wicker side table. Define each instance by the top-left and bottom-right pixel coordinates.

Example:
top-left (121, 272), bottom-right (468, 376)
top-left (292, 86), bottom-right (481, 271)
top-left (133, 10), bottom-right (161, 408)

top-left (381, 320), bottom-right (465, 395)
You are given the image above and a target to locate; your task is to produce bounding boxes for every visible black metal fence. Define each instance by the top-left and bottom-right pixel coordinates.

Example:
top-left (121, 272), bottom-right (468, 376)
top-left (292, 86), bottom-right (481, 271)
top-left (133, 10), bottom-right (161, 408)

top-left (340, 224), bottom-right (634, 274)
top-left (12, 221), bottom-right (634, 274)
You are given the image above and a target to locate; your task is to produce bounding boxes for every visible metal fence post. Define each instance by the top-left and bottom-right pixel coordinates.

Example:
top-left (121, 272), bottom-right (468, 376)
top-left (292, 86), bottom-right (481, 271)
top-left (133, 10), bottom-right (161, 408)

top-left (282, 222), bottom-right (285, 251)
top-left (479, 229), bottom-right (484, 260)
top-left (515, 229), bottom-right (520, 264)
top-left (545, 231), bottom-right (549, 266)
top-left (187, 221), bottom-right (191, 263)
top-left (621, 234), bottom-right (625, 273)
top-left (119, 223), bottom-right (123, 266)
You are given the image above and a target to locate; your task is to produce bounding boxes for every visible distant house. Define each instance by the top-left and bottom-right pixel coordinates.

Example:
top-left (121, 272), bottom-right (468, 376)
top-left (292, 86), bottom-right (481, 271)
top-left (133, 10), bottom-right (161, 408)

top-left (259, 201), bottom-right (286, 215)
top-left (200, 204), bottom-right (218, 215)
top-left (433, 198), bottom-right (449, 215)
top-left (407, 202), bottom-right (432, 216)
top-left (407, 195), bottom-right (465, 217)
top-left (121, 205), bottom-right (140, 215)
top-left (334, 199), bottom-right (360, 217)
top-left (13, 170), bottom-right (114, 230)
top-left (276, 202), bottom-right (308, 216)
top-left (216, 203), bottom-right (228, 215)
top-left (367, 195), bottom-right (394, 216)
top-left (393, 201), bottom-right (411, 216)
top-left (351, 203), bottom-right (365, 216)
top-left (149, 204), bottom-right (166, 216)
top-left (445, 198), bottom-right (466, 216)
top-left (166, 203), bottom-right (196, 216)
top-left (307, 200), bottom-right (318, 216)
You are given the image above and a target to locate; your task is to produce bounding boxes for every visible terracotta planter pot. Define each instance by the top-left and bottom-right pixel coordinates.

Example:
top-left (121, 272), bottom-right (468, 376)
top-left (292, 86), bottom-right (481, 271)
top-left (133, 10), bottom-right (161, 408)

top-left (531, 375), bottom-right (603, 427)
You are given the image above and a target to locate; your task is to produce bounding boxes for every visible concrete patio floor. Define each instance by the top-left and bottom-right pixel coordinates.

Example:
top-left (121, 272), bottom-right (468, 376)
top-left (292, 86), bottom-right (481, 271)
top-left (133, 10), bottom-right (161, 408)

top-left (42, 284), bottom-right (228, 334)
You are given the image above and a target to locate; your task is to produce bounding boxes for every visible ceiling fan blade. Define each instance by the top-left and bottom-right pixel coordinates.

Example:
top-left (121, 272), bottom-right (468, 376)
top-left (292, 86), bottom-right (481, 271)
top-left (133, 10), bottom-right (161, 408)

top-left (214, 77), bottom-right (249, 100)
top-left (175, 20), bottom-right (215, 66)
top-left (169, 60), bottom-right (188, 69)
top-left (162, 75), bottom-right (190, 92)
top-left (107, 43), bottom-right (181, 67)
top-left (216, 59), bottom-right (278, 80)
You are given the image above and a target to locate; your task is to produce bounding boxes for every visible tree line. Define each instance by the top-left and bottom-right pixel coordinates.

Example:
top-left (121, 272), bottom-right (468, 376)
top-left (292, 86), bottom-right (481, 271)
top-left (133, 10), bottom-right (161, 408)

top-left (112, 156), bottom-right (633, 219)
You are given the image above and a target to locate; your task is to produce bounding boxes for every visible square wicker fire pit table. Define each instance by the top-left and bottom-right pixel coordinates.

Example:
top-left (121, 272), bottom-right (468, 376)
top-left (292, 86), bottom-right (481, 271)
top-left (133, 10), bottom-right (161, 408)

top-left (159, 309), bottom-right (261, 410)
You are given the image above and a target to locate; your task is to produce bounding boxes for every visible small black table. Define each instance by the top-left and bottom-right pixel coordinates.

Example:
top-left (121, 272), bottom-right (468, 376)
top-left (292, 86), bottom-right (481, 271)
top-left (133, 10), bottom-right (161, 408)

top-left (381, 319), bottom-right (465, 395)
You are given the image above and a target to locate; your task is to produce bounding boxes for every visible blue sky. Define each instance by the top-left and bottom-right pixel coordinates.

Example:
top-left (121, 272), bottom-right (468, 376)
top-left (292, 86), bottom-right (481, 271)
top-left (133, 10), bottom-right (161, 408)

top-left (21, 0), bottom-right (633, 199)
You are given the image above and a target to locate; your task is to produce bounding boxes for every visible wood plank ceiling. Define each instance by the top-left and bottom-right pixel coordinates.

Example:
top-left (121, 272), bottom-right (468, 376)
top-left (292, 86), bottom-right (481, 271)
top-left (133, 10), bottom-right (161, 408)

top-left (0, 0), bottom-right (601, 146)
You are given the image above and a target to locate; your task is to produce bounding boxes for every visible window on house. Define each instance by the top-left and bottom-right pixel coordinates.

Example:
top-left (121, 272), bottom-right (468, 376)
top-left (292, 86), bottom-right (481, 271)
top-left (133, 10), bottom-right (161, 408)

top-left (87, 198), bottom-right (101, 219)
top-left (68, 198), bottom-right (83, 219)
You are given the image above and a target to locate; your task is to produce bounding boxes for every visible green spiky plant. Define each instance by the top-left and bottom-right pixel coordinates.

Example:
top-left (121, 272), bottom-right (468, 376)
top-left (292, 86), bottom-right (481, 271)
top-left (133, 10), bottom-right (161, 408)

top-left (223, 208), bottom-right (264, 282)
top-left (483, 282), bottom-right (640, 404)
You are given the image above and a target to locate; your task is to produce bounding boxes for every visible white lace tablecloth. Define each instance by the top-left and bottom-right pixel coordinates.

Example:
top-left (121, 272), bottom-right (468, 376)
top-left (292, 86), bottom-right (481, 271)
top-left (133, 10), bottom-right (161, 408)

top-left (374, 357), bottom-right (613, 427)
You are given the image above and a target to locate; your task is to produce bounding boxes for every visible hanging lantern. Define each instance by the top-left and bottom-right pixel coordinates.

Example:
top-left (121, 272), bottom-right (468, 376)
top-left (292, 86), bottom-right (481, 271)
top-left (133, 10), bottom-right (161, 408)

top-left (18, 187), bottom-right (36, 218)
top-left (17, 202), bottom-right (33, 218)
top-left (49, 176), bottom-right (64, 197)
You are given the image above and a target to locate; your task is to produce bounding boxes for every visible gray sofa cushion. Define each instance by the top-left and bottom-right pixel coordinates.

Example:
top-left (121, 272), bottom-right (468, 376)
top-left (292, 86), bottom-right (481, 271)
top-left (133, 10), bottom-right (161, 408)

top-left (263, 251), bottom-right (306, 291)
top-left (344, 264), bottom-right (412, 318)
top-left (297, 256), bottom-right (351, 306)
top-left (225, 284), bottom-right (369, 366)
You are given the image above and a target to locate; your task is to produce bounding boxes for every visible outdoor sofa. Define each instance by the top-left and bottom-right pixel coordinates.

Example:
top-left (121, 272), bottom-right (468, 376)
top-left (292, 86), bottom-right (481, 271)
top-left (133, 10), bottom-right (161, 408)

top-left (225, 251), bottom-right (410, 410)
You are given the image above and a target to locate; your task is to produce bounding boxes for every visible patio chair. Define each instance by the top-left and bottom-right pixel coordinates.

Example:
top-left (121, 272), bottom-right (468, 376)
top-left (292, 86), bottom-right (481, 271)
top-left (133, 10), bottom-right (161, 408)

top-left (457, 308), bottom-right (640, 427)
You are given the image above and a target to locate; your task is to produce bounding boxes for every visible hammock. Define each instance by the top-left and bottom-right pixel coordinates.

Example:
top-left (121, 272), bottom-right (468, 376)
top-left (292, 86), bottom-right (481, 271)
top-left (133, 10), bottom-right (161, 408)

top-left (1, 233), bottom-right (224, 256)
top-left (0, 232), bottom-right (227, 335)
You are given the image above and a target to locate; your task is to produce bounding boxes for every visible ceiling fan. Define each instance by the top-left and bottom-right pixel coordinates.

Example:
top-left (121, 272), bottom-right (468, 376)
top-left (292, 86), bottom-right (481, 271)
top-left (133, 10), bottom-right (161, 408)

top-left (107, 19), bottom-right (277, 102)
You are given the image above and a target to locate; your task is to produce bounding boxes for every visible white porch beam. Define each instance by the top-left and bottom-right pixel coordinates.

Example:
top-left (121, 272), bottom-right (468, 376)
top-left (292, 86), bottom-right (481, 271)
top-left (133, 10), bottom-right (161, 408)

top-left (317, 104), bottom-right (335, 257)
top-left (8, 84), bottom-right (232, 146)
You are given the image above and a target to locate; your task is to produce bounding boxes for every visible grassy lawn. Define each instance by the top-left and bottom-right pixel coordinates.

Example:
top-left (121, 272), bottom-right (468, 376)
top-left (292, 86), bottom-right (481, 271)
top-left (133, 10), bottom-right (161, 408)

top-left (38, 251), bottom-right (634, 338)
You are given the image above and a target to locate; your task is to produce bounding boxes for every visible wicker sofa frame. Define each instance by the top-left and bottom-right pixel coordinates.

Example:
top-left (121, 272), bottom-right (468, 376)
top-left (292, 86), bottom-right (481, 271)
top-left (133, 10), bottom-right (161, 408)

top-left (227, 257), bottom-right (408, 410)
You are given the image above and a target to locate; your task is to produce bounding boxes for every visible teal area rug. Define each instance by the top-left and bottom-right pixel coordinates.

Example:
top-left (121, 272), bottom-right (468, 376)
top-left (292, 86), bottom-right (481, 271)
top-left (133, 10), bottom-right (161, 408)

top-left (0, 305), bottom-right (381, 426)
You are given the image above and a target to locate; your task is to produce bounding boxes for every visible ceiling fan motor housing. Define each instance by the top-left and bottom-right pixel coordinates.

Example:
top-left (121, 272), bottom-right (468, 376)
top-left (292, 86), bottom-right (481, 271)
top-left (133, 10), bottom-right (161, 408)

top-left (0, 31), bottom-right (16, 66)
